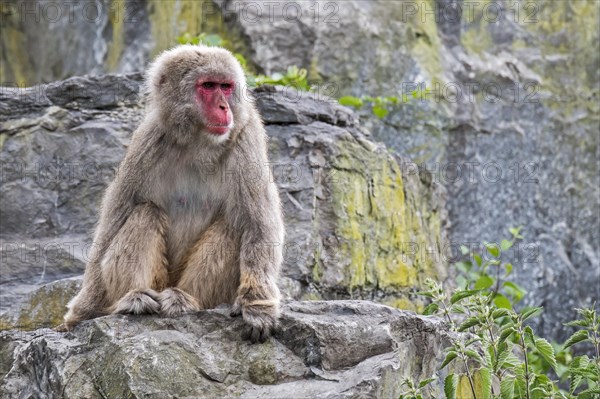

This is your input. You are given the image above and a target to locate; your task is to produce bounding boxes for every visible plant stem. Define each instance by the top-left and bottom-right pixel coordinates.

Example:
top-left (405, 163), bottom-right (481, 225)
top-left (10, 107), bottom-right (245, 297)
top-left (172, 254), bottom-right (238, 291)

top-left (520, 334), bottom-right (531, 399)
top-left (487, 326), bottom-right (497, 360)
top-left (592, 328), bottom-right (600, 361)
top-left (487, 326), bottom-right (498, 396)
top-left (441, 301), bottom-right (454, 328)
top-left (462, 354), bottom-right (478, 399)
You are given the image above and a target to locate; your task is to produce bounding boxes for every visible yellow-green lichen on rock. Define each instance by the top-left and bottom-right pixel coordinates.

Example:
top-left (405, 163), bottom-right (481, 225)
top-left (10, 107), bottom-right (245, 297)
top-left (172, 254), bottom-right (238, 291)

top-left (408, 0), bottom-right (446, 85)
top-left (327, 139), bottom-right (446, 305)
top-left (519, 0), bottom-right (599, 113)
top-left (0, 277), bottom-right (81, 331)
top-left (0, 0), bottom-right (249, 85)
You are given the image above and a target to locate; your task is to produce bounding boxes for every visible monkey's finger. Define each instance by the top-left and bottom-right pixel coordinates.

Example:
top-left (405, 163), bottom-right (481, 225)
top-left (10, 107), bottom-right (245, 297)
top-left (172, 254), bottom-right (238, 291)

top-left (142, 288), bottom-right (161, 302)
top-left (241, 325), bottom-right (253, 341)
top-left (242, 325), bottom-right (262, 343)
top-left (259, 327), bottom-right (270, 343)
top-left (54, 323), bottom-right (69, 332)
top-left (230, 302), bottom-right (242, 317)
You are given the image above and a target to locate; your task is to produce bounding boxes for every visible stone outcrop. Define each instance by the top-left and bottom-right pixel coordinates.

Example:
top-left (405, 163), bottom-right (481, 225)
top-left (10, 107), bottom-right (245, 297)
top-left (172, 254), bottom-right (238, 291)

top-left (0, 301), bottom-right (456, 399)
top-left (2, 0), bottom-right (597, 343)
top-left (211, 0), bottom-right (600, 343)
top-left (219, 0), bottom-right (600, 343)
top-left (0, 74), bottom-right (448, 328)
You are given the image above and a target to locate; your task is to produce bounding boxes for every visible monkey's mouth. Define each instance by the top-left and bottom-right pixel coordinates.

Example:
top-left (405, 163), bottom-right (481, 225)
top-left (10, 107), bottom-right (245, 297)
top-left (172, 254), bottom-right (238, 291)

top-left (206, 124), bottom-right (231, 135)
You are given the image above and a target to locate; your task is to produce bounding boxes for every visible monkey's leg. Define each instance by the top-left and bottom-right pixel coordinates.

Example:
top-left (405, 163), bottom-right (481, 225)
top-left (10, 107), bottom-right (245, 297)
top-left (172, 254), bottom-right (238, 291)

top-left (174, 219), bottom-right (240, 316)
top-left (104, 203), bottom-right (172, 315)
top-left (64, 203), bottom-right (170, 327)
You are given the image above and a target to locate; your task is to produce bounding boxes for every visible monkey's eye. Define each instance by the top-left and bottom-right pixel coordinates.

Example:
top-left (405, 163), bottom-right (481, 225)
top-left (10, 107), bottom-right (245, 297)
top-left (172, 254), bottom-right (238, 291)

top-left (201, 82), bottom-right (217, 90)
top-left (221, 83), bottom-right (233, 90)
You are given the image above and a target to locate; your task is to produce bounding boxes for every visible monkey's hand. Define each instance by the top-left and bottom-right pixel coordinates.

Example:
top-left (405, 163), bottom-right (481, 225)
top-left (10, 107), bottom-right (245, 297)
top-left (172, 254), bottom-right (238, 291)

top-left (230, 296), bottom-right (280, 343)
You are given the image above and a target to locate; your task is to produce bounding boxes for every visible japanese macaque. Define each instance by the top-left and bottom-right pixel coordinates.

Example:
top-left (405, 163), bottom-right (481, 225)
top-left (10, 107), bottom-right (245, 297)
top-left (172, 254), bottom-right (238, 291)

top-left (60, 45), bottom-right (284, 343)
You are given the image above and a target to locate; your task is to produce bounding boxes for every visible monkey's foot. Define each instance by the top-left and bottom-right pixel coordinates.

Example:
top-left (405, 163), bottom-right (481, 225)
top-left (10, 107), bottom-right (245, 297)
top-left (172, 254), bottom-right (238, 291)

top-left (158, 288), bottom-right (199, 317)
top-left (112, 289), bottom-right (161, 315)
top-left (231, 298), bottom-right (279, 343)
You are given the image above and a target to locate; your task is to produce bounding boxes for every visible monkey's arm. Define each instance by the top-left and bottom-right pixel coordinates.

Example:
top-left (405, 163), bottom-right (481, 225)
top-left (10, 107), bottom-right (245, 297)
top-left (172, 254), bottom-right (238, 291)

top-left (230, 194), bottom-right (284, 343)
top-left (227, 120), bottom-right (284, 343)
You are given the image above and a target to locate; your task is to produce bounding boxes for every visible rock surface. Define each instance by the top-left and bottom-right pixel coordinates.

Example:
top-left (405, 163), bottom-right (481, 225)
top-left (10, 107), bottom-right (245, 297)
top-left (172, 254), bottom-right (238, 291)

top-left (213, 0), bottom-right (600, 343)
top-left (0, 301), bottom-right (454, 399)
top-left (0, 74), bottom-right (448, 325)
top-left (2, 0), bottom-right (597, 342)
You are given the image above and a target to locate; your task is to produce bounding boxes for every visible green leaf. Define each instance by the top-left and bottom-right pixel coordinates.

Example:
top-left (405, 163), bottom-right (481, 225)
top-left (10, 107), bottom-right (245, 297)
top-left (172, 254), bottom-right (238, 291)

top-left (500, 376), bottom-right (515, 399)
top-left (450, 290), bottom-right (479, 304)
top-left (534, 337), bottom-right (557, 370)
top-left (479, 367), bottom-right (492, 399)
top-left (440, 351), bottom-right (458, 369)
top-left (473, 253), bottom-right (483, 266)
top-left (501, 352), bottom-right (522, 369)
top-left (565, 318), bottom-right (591, 327)
top-left (503, 281), bottom-right (527, 302)
top-left (485, 242), bottom-right (500, 258)
top-left (465, 349), bottom-right (484, 365)
top-left (504, 263), bottom-right (513, 277)
top-left (578, 387), bottom-right (600, 399)
top-left (492, 308), bottom-right (510, 319)
top-left (474, 275), bottom-right (495, 290)
top-left (444, 374), bottom-right (457, 399)
top-left (521, 307), bottom-right (543, 321)
top-left (496, 342), bottom-right (520, 371)
top-left (458, 316), bottom-right (481, 332)
top-left (501, 239), bottom-right (513, 251)
top-left (372, 105), bottom-right (389, 119)
top-left (454, 261), bottom-right (472, 273)
top-left (493, 293), bottom-right (512, 309)
top-left (450, 304), bottom-right (467, 314)
top-left (418, 377), bottom-right (437, 388)
top-left (499, 326), bottom-right (515, 342)
top-left (460, 245), bottom-right (470, 255)
top-left (338, 96), bottom-right (363, 108)
top-left (524, 325), bottom-right (536, 346)
top-left (422, 303), bottom-right (439, 315)
top-left (509, 226), bottom-right (524, 239)
top-left (563, 330), bottom-right (589, 350)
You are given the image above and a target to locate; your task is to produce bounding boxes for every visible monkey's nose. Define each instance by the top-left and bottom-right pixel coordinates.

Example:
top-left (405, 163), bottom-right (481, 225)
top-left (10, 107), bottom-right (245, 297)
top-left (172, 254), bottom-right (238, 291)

top-left (219, 104), bottom-right (227, 111)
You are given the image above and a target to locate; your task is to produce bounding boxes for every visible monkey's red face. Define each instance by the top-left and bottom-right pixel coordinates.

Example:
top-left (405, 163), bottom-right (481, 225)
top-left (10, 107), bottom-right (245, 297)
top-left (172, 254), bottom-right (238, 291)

top-left (196, 78), bottom-right (235, 135)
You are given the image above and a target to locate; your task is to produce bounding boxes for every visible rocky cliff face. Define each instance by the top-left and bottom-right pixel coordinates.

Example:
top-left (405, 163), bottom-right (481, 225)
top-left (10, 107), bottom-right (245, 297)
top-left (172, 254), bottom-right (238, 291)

top-left (1, 0), bottom-right (598, 342)
top-left (1, 301), bottom-right (458, 398)
top-left (0, 74), bottom-right (448, 329)
top-left (213, 0), bottom-right (600, 344)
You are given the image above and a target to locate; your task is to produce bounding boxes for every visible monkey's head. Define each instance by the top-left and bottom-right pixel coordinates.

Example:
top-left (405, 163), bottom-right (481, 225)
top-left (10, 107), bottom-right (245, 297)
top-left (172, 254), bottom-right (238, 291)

top-left (146, 45), bottom-right (249, 145)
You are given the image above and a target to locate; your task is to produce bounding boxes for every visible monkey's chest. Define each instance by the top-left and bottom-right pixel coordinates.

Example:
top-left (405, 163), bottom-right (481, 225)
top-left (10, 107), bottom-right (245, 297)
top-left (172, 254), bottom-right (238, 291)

top-left (164, 190), bottom-right (220, 266)
top-left (150, 162), bottom-right (225, 267)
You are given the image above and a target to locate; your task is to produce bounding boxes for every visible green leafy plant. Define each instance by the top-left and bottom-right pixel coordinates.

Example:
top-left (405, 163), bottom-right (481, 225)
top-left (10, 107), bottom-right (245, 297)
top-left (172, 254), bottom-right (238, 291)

top-left (561, 306), bottom-right (600, 398)
top-left (339, 86), bottom-right (431, 119)
top-left (454, 226), bottom-right (527, 310)
top-left (177, 33), bottom-right (310, 91)
top-left (411, 227), bottom-right (599, 399)
top-left (398, 377), bottom-right (438, 399)
top-left (252, 66), bottom-right (310, 91)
